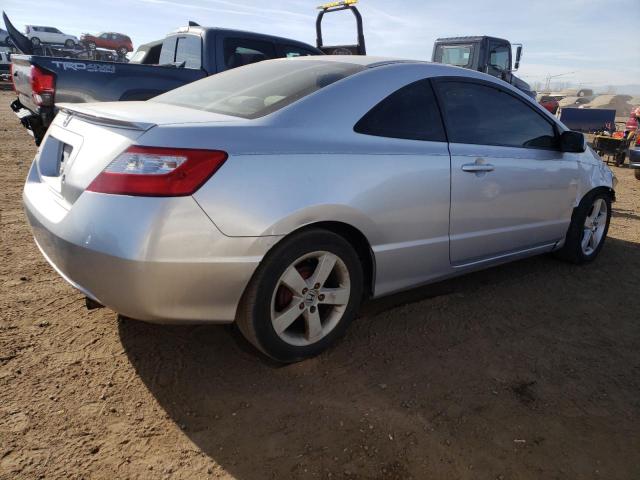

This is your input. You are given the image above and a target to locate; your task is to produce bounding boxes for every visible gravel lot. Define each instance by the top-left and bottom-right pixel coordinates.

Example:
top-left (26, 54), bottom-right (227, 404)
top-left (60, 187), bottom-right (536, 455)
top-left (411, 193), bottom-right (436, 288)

top-left (1, 91), bottom-right (639, 479)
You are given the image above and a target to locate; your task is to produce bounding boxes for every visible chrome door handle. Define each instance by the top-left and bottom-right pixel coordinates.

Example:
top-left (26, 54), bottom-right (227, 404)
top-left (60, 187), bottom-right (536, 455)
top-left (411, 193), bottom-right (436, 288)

top-left (462, 163), bottom-right (495, 173)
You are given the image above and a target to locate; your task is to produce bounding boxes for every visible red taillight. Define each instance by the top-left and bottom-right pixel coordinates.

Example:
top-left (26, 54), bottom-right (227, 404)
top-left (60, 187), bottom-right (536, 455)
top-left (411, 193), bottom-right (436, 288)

top-left (30, 65), bottom-right (55, 107)
top-left (87, 146), bottom-right (228, 197)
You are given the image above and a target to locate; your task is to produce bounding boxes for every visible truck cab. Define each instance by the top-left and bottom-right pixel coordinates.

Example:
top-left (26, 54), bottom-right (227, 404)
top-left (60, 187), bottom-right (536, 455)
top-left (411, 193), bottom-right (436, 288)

top-left (432, 36), bottom-right (534, 98)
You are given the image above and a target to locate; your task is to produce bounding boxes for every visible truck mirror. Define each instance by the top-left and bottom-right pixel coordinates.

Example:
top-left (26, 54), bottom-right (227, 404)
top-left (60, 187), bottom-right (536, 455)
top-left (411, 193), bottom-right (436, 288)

top-left (514, 45), bottom-right (522, 70)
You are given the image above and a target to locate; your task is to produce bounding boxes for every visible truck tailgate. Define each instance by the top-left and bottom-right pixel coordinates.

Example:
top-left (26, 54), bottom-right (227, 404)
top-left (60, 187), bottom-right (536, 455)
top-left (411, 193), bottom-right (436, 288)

top-left (10, 56), bottom-right (39, 113)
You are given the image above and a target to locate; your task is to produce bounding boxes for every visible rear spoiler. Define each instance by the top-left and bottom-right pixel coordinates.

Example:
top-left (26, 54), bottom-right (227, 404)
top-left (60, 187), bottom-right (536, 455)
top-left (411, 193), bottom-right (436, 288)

top-left (58, 103), bottom-right (156, 131)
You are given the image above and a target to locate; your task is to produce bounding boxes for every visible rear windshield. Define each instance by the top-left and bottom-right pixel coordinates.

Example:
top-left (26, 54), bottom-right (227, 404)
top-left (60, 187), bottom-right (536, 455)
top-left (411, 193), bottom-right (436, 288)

top-left (150, 59), bottom-right (366, 119)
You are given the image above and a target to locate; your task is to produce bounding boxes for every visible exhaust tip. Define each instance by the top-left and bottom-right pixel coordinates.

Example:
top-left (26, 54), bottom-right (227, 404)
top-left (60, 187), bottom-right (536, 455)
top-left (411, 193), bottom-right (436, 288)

top-left (85, 297), bottom-right (104, 310)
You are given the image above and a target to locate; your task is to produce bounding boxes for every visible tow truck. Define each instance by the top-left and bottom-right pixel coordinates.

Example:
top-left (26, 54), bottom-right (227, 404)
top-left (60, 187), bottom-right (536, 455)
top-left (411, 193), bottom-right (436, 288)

top-left (315, 0), bottom-right (366, 55)
top-left (432, 36), bottom-right (535, 98)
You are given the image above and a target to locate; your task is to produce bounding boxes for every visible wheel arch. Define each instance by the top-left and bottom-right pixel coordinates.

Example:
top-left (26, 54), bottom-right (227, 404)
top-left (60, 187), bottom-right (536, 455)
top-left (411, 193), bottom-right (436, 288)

top-left (263, 221), bottom-right (376, 299)
top-left (580, 185), bottom-right (616, 204)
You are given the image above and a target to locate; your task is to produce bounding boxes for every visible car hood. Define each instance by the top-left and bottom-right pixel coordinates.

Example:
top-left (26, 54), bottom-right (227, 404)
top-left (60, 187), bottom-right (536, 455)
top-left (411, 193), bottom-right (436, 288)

top-left (57, 101), bottom-right (241, 127)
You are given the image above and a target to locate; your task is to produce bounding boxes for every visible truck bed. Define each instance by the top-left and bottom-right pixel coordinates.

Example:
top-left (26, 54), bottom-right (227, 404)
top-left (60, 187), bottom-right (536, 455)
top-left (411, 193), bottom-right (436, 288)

top-left (12, 54), bottom-right (206, 113)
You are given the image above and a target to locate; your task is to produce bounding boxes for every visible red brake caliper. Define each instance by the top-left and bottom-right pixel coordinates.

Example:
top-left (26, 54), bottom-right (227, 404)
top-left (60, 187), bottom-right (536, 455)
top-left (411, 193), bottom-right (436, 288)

top-left (275, 263), bottom-right (314, 311)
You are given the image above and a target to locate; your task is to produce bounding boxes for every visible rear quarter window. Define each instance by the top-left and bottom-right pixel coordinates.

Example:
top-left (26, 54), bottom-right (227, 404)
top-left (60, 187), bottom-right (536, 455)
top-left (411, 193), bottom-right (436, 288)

top-left (354, 79), bottom-right (446, 142)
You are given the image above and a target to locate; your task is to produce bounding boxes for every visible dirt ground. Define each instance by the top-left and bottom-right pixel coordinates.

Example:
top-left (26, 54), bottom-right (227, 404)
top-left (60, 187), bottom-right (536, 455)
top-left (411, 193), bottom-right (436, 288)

top-left (1, 90), bottom-right (639, 480)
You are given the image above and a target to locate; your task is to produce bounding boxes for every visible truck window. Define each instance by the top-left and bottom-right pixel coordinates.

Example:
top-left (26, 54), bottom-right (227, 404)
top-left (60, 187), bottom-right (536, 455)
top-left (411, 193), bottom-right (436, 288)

top-left (159, 36), bottom-right (177, 64)
top-left (438, 45), bottom-right (473, 67)
top-left (279, 44), bottom-right (318, 58)
top-left (489, 45), bottom-right (510, 71)
top-left (224, 38), bottom-right (276, 70)
top-left (175, 35), bottom-right (202, 69)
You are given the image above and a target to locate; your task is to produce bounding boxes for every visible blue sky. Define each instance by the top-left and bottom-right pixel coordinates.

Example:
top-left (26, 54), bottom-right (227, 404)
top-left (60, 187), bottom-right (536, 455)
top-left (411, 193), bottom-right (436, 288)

top-left (4, 0), bottom-right (639, 90)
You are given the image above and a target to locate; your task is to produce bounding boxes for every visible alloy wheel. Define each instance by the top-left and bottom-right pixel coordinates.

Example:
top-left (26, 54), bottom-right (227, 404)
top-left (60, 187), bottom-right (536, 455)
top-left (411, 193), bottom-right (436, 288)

top-left (581, 198), bottom-right (608, 255)
top-left (270, 251), bottom-right (351, 347)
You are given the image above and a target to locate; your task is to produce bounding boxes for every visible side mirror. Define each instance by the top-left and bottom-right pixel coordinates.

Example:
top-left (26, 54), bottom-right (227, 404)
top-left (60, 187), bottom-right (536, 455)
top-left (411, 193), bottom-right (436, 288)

top-left (514, 45), bottom-right (522, 70)
top-left (560, 130), bottom-right (586, 153)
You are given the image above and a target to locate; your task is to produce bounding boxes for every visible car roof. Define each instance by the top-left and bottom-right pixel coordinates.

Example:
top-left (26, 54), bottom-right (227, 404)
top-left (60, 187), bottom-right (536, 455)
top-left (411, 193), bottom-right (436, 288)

top-left (271, 56), bottom-right (535, 98)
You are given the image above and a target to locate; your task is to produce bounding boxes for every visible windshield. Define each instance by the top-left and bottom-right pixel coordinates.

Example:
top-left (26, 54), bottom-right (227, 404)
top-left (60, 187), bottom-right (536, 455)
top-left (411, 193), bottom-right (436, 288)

top-left (438, 45), bottom-right (474, 67)
top-left (130, 50), bottom-right (147, 63)
top-left (150, 59), bottom-right (366, 119)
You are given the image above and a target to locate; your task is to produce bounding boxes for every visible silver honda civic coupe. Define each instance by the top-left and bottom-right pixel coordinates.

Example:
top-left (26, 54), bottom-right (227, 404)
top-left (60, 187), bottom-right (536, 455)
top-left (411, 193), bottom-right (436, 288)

top-left (23, 56), bottom-right (616, 362)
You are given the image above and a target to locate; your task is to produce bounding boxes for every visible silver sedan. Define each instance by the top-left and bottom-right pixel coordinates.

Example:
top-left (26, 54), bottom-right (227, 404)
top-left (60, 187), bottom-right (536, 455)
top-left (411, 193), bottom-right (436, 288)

top-left (23, 56), bottom-right (616, 362)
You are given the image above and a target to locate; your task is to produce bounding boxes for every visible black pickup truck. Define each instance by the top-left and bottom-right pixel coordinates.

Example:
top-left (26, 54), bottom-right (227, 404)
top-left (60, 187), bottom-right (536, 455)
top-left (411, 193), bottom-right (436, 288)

top-left (10, 25), bottom-right (322, 144)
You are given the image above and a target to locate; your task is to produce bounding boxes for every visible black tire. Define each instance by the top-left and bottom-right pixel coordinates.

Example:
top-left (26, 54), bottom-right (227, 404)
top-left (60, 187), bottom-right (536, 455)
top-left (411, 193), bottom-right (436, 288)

top-left (117, 47), bottom-right (127, 56)
top-left (88, 42), bottom-right (96, 50)
top-left (555, 190), bottom-right (611, 264)
top-left (64, 39), bottom-right (75, 48)
top-left (236, 229), bottom-right (364, 363)
top-left (635, 169), bottom-right (640, 180)
top-left (31, 37), bottom-right (40, 47)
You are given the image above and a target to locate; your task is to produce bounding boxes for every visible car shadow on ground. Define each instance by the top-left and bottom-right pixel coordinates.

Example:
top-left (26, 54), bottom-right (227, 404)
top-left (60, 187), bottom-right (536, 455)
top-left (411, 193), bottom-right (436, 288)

top-left (118, 236), bottom-right (640, 479)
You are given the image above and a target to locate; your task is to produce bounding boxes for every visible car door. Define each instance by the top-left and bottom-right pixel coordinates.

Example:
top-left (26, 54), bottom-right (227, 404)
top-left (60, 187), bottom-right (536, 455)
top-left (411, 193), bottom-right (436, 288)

top-left (100, 33), bottom-right (111, 49)
top-left (108, 34), bottom-right (119, 49)
top-left (49, 28), bottom-right (63, 44)
top-left (433, 78), bottom-right (579, 265)
top-left (34, 27), bottom-right (47, 43)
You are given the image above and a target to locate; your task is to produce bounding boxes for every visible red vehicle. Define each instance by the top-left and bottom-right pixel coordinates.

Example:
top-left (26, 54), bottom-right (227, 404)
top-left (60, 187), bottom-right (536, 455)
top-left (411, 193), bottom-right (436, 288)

top-left (539, 95), bottom-right (560, 115)
top-left (80, 32), bottom-right (133, 55)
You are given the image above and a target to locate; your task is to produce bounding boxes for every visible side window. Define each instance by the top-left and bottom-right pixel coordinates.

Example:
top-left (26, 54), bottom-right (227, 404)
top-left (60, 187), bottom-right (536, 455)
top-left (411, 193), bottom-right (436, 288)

top-left (489, 44), bottom-right (510, 71)
top-left (437, 81), bottom-right (558, 149)
top-left (175, 35), bottom-right (202, 69)
top-left (354, 79), bottom-right (446, 142)
top-left (279, 44), bottom-right (317, 58)
top-left (100, 33), bottom-right (109, 39)
top-left (159, 36), bottom-right (177, 64)
top-left (223, 38), bottom-right (276, 70)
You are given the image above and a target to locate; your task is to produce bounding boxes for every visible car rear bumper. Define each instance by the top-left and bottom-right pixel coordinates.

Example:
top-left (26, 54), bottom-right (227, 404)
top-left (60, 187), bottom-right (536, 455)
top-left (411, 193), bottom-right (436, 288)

top-left (23, 169), bottom-right (280, 323)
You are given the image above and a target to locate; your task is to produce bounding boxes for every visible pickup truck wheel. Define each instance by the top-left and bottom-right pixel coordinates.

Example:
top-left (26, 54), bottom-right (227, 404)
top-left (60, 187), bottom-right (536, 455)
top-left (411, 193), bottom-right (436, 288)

top-left (31, 37), bottom-right (40, 47)
top-left (117, 47), bottom-right (127, 56)
top-left (65, 39), bottom-right (75, 48)
top-left (635, 169), bottom-right (640, 180)
top-left (88, 42), bottom-right (96, 50)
